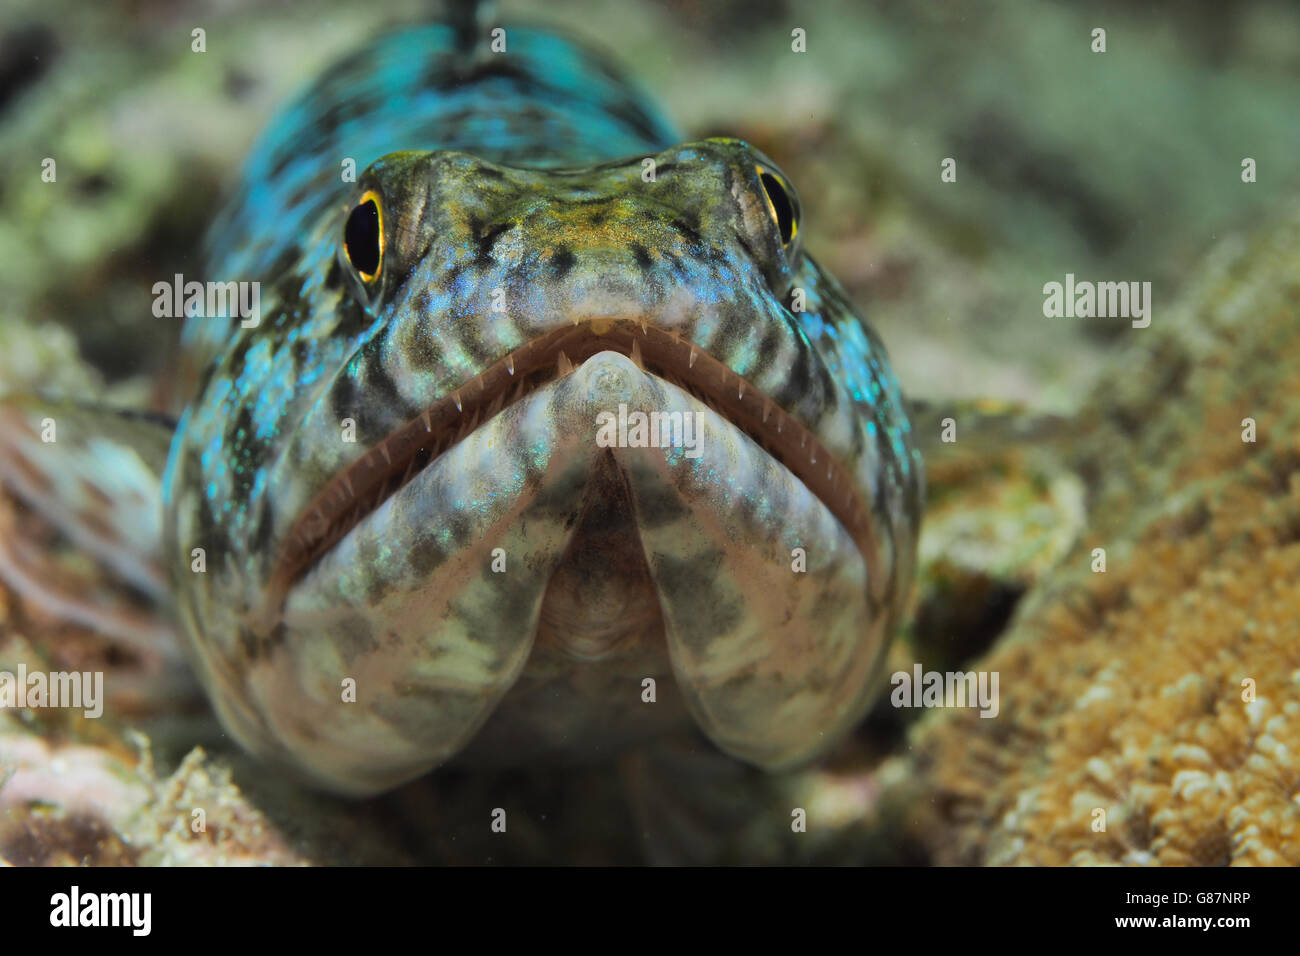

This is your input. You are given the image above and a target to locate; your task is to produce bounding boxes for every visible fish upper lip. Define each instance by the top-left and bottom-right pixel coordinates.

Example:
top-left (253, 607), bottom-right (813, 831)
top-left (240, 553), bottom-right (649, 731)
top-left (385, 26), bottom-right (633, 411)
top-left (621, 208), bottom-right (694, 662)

top-left (263, 318), bottom-right (879, 618)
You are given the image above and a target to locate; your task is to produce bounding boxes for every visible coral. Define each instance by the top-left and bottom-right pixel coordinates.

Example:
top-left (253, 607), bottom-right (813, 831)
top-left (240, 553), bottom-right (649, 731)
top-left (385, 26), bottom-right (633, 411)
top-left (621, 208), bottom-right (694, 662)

top-left (888, 200), bottom-right (1300, 865)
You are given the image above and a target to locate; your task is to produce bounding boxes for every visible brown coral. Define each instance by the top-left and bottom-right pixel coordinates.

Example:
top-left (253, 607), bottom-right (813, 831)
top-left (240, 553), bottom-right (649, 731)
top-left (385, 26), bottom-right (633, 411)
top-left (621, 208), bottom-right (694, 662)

top-left (895, 201), bottom-right (1300, 865)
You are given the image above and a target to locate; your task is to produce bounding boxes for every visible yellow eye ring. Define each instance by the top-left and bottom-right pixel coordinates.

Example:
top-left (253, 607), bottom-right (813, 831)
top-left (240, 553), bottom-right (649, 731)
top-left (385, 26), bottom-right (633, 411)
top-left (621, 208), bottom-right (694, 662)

top-left (343, 189), bottom-right (384, 283)
top-left (756, 166), bottom-right (798, 247)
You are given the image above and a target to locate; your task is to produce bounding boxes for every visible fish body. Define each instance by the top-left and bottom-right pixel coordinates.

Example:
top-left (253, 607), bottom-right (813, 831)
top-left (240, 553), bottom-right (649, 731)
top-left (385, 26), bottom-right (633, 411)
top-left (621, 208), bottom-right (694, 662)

top-left (17, 21), bottom-right (923, 795)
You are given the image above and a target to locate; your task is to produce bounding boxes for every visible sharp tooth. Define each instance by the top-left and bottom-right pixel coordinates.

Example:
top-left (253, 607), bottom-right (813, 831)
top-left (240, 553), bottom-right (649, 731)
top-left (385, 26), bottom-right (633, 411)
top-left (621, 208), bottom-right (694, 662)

top-left (640, 317), bottom-right (648, 334)
top-left (452, 392), bottom-right (462, 413)
top-left (557, 350), bottom-right (574, 375)
top-left (629, 337), bottom-right (644, 368)
top-left (506, 355), bottom-right (515, 376)
top-left (762, 401), bottom-right (771, 424)
top-left (737, 381), bottom-right (745, 400)
top-left (379, 444), bottom-right (392, 465)
top-left (475, 375), bottom-right (486, 394)
top-left (688, 347), bottom-right (698, 369)
top-left (342, 475), bottom-right (355, 497)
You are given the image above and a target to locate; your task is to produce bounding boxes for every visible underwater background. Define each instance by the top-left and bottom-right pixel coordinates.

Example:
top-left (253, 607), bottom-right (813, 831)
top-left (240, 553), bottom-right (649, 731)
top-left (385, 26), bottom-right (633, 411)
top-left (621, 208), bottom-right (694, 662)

top-left (1, 0), bottom-right (1298, 864)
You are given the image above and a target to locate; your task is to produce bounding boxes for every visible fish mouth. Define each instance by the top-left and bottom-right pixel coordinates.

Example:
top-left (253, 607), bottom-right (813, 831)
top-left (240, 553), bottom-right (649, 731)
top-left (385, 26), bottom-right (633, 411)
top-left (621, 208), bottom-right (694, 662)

top-left (266, 319), bottom-right (877, 613)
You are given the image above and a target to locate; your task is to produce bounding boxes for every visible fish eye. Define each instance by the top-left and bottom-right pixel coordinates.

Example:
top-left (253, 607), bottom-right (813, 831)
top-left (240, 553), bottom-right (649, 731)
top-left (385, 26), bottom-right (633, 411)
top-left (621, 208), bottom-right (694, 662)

top-left (757, 167), bottom-right (798, 248)
top-left (343, 190), bottom-right (384, 282)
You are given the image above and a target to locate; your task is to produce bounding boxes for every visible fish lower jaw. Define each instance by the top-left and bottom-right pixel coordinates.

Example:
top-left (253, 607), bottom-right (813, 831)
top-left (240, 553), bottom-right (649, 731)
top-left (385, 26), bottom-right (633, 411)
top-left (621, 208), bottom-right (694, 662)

top-left (245, 352), bottom-right (887, 793)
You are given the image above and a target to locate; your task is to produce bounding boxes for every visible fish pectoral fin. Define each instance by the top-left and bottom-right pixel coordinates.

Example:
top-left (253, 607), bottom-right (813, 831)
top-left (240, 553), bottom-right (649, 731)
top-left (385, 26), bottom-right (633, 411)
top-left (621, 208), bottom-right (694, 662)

top-left (0, 395), bottom-right (185, 683)
top-left (620, 737), bottom-right (794, 865)
top-left (907, 396), bottom-right (1070, 465)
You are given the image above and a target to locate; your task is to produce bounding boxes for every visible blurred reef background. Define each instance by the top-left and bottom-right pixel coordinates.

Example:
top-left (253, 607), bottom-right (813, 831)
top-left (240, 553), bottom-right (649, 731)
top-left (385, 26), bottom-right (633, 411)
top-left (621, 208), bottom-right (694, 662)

top-left (1, 0), bottom-right (1298, 864)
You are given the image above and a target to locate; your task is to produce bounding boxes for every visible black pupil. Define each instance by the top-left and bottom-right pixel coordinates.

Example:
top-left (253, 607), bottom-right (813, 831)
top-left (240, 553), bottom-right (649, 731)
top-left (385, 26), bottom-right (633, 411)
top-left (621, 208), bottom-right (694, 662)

top-left (345, 199), bottom-right (381, 276)
top-left (760, 172), bottom-right (795, 246)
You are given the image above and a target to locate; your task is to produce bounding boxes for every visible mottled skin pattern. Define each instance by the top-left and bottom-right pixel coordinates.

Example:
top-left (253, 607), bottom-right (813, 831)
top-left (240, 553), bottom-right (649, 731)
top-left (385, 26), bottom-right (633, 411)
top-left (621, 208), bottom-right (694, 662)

top-left (162, 21), bottom-right (923, 794)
